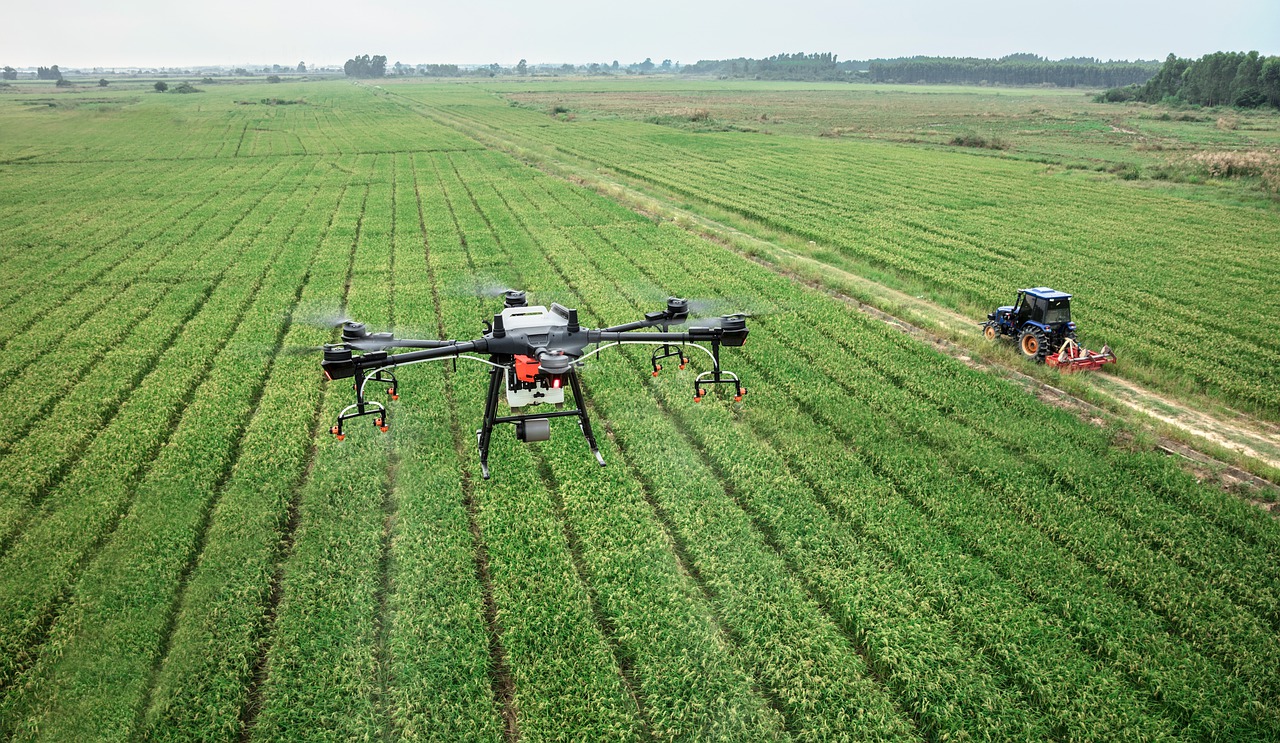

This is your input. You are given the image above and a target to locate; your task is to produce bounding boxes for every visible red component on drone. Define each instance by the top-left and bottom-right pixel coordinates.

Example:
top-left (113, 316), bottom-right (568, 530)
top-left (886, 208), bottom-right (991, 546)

top-left (514, 354), bottom-right (540, 382)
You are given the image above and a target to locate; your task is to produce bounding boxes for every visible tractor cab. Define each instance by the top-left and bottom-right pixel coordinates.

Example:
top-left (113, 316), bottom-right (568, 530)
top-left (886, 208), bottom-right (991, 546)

top-left (1010, 287), bottom-right (1074, 330)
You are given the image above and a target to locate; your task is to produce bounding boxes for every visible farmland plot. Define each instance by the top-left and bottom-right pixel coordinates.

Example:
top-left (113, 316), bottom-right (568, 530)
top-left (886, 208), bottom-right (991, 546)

top-left (395, 82), bottom-right (1280, 421)
top-left (0, 80), bottom-right (1278, 741)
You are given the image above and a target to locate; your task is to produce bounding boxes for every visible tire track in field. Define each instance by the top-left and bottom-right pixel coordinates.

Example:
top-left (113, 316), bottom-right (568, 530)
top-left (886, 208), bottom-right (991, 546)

top-left (373, 154), bottom-right (399, 743)
top-left (426, 153), bottom-right (518, 741)
top-left (443, 157), bottom-right (654, 735)
top-left (235, 174), bottom-right (370, 743)
top-left (443, 158), bottom-right (655, 735)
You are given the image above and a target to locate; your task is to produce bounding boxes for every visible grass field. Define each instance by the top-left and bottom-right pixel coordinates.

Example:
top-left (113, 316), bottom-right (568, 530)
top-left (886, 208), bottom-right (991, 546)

top-left (1, 78), bottom-right (1280, 741)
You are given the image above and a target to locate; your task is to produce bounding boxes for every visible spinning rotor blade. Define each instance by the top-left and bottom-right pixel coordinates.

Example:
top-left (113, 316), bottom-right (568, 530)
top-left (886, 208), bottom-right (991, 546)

top-left (293, 299), bottom-right (356, 330)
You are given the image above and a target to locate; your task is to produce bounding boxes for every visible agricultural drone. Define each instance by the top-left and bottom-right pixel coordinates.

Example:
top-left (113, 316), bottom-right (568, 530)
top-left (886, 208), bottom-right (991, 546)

top-left (321, 291), bottom-right (749, 478)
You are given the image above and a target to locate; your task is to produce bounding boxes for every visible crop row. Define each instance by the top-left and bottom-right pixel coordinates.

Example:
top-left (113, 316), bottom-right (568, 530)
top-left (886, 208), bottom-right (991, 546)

top-left (0, 157), bottom-right (317, 552)
top-left (0, 156), bottom-right (347, 737)
top-left (0, 157), bottom-right (260, 346)
top-left (1, 164), bottom-right (337, 739)
top-left (138, 161), bottom-right (362, 741)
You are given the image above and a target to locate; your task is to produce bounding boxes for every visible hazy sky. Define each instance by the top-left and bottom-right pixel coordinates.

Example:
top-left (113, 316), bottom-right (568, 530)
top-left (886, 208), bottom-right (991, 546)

top-left (4, 0), bottom-right (1277, 69)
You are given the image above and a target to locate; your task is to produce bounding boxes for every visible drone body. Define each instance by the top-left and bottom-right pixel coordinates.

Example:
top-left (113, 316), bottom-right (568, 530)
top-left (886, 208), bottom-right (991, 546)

top-left (321, 291), bottom-right (749, 478)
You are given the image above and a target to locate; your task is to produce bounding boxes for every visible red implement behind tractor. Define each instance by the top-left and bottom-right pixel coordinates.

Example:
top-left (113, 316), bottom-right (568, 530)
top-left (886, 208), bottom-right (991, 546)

top-left (1045, 336), bottom-right (1116, 372)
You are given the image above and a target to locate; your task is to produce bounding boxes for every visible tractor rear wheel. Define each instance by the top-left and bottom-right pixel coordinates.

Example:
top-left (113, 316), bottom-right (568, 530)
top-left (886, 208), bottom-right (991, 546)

top-left (1019, 327), bottom-right (1048, 363)
top-left (983, 323), bottom-right (998, 341)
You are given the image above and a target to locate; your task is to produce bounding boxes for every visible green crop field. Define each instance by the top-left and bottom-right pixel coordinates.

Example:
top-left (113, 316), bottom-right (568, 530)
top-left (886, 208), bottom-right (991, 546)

top-left (393, 80), bottom-right (1280, 421)
top-left (1, 78), bottom-right (1279, 741)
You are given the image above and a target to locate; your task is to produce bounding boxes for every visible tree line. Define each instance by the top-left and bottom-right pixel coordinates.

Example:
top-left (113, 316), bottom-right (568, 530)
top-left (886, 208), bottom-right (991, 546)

top-left (866, 55), bottom-right (1159, 87)
top-left (1101, 52), bottom-right (1280, 108)
top-left (681, 52), bottom-right (857, 81)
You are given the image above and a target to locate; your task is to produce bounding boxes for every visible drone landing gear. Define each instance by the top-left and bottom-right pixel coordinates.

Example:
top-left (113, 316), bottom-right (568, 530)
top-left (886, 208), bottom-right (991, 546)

top-left (476, 364), bottom-right (604, 480)
top-left (330, 368), bottom-right (399, 440)
top-left (692, 341), bottom-right (746, 403)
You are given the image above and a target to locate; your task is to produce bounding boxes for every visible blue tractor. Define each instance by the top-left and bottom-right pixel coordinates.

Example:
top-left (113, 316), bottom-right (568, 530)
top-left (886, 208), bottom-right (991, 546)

top-left (983, 287), bottom-right (1115, 371)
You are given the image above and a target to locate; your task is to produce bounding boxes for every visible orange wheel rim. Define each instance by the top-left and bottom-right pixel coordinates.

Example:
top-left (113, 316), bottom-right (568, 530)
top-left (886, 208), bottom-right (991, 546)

top-left (1022, 335), bottom-right (1038, 354)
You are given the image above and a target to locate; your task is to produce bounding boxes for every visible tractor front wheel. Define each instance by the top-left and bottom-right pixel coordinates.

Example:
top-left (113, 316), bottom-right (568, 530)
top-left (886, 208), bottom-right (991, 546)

top-left (983, 323), bottom-right (998, 341)
top-left (1019, 327), bottom-right (1048, 363)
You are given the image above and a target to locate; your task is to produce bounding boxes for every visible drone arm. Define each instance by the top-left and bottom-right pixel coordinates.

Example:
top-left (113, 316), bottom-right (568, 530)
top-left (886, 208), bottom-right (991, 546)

top-left (590, 324), bottom-right (748, 347)
top-left (323, 339), bottom-right (488, 380)
top-left (601, 312), bottom-right (674, 333)
top-left (385, 338), bottom-right (461, 350)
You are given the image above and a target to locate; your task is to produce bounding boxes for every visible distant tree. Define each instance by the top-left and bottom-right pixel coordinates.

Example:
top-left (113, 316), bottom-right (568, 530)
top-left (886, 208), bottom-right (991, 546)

top-left (343, 54), bottom-right (387, 78)
top-left (516, 58), bottom-right (528, 75)
top-left (266, 74), bottom-right (282, 83)
top-left (611, 60), bottom-right (619, 71)
top-left (36, 65), bottom-right (62, 80)
top-left (55, 78), bottom-right (72, 87)
top-left (639, 57), bottom-right (655, 73)
top-left (660, 59), bottom-right (672, 71)
top-left (98, 78), bottom-right (109, 87)
top-left (232, 67), bottom-right (250, 76)
top-left (1262, 58), bottom-right (1280, 107)
top-left (173, 81), bottom-right (202, 93)
top-left (2, 66), bottom-right (16, 80)
top-left (297, 61), bottom-right (306, 73)
top-left (488, 62), bottom-right (500, 77)
top-left (154, 81), bottom-right (168, 92)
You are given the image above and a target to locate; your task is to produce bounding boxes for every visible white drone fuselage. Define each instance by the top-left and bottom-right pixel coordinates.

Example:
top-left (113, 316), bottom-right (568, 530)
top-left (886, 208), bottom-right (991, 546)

top-left (502, 305), bottom-right (567, 409)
